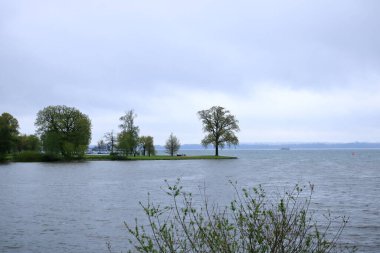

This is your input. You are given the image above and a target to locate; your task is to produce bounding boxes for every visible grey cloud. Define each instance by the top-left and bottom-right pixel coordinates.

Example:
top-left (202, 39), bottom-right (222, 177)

top-left (1, 0), bottom-right (379, 143)
top-left (3, 0), bottom-right (379, 90)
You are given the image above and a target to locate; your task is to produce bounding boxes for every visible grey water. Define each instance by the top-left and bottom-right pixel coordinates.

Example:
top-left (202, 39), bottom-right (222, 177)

top-left (0, 149), bottom-right (379, 252)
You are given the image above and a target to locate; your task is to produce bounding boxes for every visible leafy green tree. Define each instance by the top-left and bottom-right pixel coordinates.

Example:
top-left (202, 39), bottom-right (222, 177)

top-left (165, 133), bottom-right (180, 156)
top-left (0, 112), bottom-right (20, 159)
top-left (118, 131), bottom-right (139, 156)
top-left (42, 131), bottom-right (61, 155)
top-left (139, 136), bottom-right (155, 156)
top-left (35, 105), bottom-right (92, 159)
top-left (198, 106), bottom-right (239, 156)
top-left (16, 134), bottom-right (41, 152)
top-left (119, 110), bottom-right (139, 133)
top-left (117, 110), bottom-right (139, 156)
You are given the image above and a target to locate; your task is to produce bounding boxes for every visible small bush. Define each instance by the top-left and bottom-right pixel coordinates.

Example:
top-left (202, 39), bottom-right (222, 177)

top-left (110, 153), bottom-right (128, 160)
top-left (116, 180), bottom-right (356, 253)
top-left (13, 151), bottom-right (43, 162)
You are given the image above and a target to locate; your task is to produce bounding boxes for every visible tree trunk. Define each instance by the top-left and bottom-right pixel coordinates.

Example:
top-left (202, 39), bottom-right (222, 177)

top-left (215, 145), bottom-right (219, 156)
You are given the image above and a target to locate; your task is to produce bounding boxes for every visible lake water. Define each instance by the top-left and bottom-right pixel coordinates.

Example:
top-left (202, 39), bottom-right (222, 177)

top-left (0, 149), bottom-right (379, 252)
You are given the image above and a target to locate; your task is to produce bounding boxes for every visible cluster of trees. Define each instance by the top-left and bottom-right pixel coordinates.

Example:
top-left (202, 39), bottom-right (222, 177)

top-left (0, 106), bottom-right (91, 161)
top-left (100, 110), bottom-right (158, 157)
top-left (35, 105), bottom-right (92, 159)
top-left (97, 111), bottom-right (181, 157)
top-left (0, 105), bottom-right (240, 161)
top-left (0, 113), bottom-right (41, 161)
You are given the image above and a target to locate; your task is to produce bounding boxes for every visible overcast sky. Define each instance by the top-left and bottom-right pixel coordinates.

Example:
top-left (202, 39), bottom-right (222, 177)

top-left (1, 0), bottom-right (379, 145)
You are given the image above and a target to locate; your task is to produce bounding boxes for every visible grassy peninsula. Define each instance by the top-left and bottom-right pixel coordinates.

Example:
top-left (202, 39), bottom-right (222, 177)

top-left (85, 154), bottom-right (237, 161)
top-left (5, 151), bottom-right (237, 162)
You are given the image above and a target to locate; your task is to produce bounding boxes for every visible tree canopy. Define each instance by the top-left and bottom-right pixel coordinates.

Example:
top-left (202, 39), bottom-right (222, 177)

top-left (0, 112), bottom-right (20, 159)
top-left (139, 136), bottom-right (155, 156)
top-left (16, 134), bottom-right (41, 152)
top-left (165, 133), bottom-right (181, 156)
top-left (198, 106), bottom-right (239, 156)
top-left (35, 105), bottom-right (91, 159)
top-left (117, 110), bottom-right (140, 156)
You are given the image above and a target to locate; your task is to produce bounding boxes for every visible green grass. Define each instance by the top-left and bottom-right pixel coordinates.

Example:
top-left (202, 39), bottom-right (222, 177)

top-left (85, 154), bottom-right (237, 161)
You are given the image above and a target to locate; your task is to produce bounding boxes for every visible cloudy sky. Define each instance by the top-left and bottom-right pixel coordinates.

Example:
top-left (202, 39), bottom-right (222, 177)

top-left (1, 0), bottom-right (379, 145)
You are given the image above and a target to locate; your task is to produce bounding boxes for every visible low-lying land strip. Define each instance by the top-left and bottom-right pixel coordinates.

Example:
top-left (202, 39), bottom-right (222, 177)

top-left (85, 155), bottom-right (237, 161)
top-left (4, 152), bottom-right (237, 162)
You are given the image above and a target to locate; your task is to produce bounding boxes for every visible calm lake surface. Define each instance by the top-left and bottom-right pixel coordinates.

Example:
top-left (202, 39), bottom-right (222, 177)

top-left (0, 149), bottom-right (379, 252)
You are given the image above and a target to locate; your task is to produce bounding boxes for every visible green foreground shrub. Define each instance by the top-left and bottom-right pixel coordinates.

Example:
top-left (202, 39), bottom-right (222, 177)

top-left (115, 180), bottom-right (355, 253)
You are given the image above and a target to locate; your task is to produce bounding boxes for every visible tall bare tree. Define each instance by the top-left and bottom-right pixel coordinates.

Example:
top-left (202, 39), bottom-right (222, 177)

top-left (198, 106), bottom-right (239, 156)
top-left (104, 130), bottom-right (116, 154)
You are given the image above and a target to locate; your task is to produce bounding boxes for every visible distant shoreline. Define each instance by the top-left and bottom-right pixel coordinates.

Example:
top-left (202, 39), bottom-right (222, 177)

top-left (150, 143), bottom-right (380, 151)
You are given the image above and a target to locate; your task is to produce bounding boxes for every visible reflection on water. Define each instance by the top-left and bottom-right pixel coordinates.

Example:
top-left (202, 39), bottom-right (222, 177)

top-left (0, 149), bottom-right (379, 252)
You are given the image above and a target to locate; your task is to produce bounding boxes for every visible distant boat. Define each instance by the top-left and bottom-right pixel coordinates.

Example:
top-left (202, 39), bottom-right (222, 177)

top-left (280, 147), bottom-right (290, 150)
